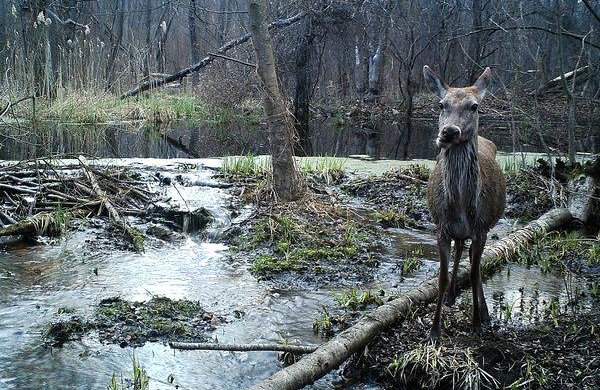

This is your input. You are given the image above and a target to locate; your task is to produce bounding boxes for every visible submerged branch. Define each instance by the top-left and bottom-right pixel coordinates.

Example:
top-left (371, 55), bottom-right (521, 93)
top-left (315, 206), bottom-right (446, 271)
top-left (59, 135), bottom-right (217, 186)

top-left (169, 342), bottom-right (317, 354)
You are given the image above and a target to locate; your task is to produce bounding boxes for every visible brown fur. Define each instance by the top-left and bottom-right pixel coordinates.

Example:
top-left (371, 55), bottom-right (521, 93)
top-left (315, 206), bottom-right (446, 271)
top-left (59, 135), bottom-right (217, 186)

top-left (423, 65), bottom-right (506, 338)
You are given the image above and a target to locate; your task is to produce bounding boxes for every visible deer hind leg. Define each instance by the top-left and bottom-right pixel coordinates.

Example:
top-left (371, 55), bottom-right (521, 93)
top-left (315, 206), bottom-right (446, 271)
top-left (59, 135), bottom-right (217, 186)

top-left (445, 239), bottom-right (464, 306)
top-left (431, 235), bottom-right (451, 340)
top-left (469, 235), bottom-right (488, 334)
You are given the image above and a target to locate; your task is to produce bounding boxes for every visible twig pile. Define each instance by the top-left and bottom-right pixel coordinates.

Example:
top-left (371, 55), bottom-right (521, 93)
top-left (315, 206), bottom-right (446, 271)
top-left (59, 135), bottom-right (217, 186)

top-left (0, 156), bottom-right (157, 251)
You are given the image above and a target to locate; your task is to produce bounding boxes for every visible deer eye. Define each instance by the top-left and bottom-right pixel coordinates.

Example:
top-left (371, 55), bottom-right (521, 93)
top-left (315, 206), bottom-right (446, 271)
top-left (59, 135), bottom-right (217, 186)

top-left (471, 103), bottom-right (479, 111)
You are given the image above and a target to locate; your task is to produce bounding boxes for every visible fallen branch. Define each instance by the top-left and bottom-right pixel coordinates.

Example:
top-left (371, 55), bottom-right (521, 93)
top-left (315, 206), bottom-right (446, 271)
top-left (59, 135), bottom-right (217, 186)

top-left (169, 342), bottom-right (317, 354)
top-left (120, 12), bottom-right (304, 99)
top-left (249, 208), bottom-right (573, 390)
top-left (207, 52), bottom-right (257, 68)
top-left (78, 156), bottom-right (145, 252)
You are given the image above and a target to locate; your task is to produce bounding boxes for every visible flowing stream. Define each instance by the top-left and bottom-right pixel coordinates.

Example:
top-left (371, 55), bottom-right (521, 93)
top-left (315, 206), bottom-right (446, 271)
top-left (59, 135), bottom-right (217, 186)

top-left (0, 121), bottom-right (591, 389)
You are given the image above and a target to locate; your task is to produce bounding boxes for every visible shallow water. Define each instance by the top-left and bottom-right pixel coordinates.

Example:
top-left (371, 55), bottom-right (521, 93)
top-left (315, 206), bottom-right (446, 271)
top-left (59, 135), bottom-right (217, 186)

top-left (0, 158), bottom-right (590, 390)
top-left (0, 158), bottom-right (387, 389)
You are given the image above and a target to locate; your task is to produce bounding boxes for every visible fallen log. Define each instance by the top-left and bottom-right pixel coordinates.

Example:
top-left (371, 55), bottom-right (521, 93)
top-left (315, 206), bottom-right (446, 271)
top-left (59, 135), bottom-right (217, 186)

top-left (533, 65), bottom-right (590, 96)
top-left (78, 156), bottom-right (145, 252)
top-left (169, 342), bottom-right (317, 354)
top-left (120, 12), bottom-right (304, 99)
top-left (249, 208), bottom-right (573, 390)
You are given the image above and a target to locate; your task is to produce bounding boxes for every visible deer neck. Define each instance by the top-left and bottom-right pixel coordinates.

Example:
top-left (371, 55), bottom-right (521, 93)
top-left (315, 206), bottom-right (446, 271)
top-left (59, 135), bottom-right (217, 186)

top-left (442, 138), bottom-right (481, 216)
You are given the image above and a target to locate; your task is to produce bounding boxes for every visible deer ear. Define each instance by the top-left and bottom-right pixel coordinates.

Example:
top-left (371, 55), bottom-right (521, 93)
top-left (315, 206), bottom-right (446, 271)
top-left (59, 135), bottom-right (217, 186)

top-left (423, 65), bottom-right (447, 99)
top-left (473, 67), bottom-right (492, 99)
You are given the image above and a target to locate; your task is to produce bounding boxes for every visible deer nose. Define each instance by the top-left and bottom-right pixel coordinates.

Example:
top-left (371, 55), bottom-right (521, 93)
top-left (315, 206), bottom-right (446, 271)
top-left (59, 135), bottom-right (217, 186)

top-left (441, 125), bottom-right (460, 139)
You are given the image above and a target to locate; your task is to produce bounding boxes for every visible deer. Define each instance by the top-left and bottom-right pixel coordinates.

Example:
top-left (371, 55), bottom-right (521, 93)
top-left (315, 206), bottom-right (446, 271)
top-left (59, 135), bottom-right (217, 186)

top-left (422, 65), bottom-right (506, 339)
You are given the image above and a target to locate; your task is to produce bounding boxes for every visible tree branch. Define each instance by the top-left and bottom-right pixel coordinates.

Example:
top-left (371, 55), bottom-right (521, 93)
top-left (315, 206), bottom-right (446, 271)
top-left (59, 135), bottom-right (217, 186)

top-left (45, 9), bottom-right (88, 31)
top-left (208, 52), bottom-right (256, 68)
top-left (447, 25), bottom-right (600, 51)
top-left (120, 12), bottom-right (305, 99)
top-left (169, 342), bottom-right (317, 354)
top-left (582, 0), bottom-right (600, 24)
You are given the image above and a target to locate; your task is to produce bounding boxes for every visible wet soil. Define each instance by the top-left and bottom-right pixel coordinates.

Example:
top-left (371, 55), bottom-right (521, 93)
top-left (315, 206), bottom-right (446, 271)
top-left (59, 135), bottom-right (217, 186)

top-left (226, 159), bottom-right (577, 290)
top-left (45, 296), bottom-right (223, 348)
top-left (345, 302), bottom-right (599, 390)
top-left (339, 229), bottom-right (600, 389)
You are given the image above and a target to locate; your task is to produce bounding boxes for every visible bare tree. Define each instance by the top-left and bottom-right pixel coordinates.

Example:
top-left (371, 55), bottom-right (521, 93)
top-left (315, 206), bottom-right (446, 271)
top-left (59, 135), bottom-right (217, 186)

top-left (248, 0), bottom-right (305, 201)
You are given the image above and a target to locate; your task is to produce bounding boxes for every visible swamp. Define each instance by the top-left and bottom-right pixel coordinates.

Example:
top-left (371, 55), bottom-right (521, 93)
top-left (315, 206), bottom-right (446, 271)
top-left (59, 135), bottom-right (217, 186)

top-left (0, 1), bottom-right (599, 390)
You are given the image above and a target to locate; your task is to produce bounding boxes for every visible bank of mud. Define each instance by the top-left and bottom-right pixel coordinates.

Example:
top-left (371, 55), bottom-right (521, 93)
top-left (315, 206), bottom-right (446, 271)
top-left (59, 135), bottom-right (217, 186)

top-left (227, 159), bottom-right (573, 290)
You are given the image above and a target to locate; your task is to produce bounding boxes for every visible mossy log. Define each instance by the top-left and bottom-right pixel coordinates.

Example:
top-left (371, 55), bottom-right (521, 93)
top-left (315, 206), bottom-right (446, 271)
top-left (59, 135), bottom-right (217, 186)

top-left (249, 208), bottom-right (573, 390)
top-left (78, 156), bottom-right (144, 252)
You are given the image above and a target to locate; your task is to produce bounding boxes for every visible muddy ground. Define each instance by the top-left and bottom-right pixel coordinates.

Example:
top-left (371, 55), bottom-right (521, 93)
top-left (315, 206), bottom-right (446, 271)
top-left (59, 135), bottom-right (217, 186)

top-left (227, 159), bottom-right (579, 290)
top-left (343, 228), bottom-right (600, 390)
top-left (344, 302), bottom-right (599, 390)
top-left (223, 158), bottom-right (599, 389)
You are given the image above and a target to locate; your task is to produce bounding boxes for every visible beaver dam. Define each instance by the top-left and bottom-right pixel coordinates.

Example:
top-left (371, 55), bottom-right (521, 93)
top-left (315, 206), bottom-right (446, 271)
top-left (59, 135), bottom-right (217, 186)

top-left (0, 152), bottom-right (597, 390)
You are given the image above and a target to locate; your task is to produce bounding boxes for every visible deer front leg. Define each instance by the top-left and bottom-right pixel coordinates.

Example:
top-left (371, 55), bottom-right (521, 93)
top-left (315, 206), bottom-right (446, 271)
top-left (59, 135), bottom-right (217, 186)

top-left (445, 240), bottom-right (464, 306)
top-left (469, 235), bottom-right (488, 335)
top-left (431, 235), bottom-right (451, 340)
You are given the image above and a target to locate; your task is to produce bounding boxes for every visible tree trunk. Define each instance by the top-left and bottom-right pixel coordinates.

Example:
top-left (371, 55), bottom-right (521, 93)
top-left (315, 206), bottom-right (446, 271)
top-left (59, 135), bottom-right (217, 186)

top-left (249, 208), bottom-right (573, 390)
top-left (143, 0), bottom-right (152, 78)
top-left (106, 0), bottom-right (125, 92)
top-left (188, 0), bottom-right (200, 85)
top-left (468, 0), bottom-right (483, 84)
top-left (354, 35), bottom-right (369, 99)
top-left (366, 23), bottom-right (387, 102)
top-left (248, 0), bottom-right (304, 202)
top-left (156, 4), bottom-right (176, 74)
top-left (20, 0), bottom-right (54, 96)
top-left (292, 19), bottom-right (314, 156)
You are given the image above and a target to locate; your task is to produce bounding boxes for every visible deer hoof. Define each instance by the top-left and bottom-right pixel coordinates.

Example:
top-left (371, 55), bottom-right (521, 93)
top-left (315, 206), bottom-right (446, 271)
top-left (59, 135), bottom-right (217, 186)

top-left (471, 325), bottom-right (483, 338)
top-left (444, 293), bottom-right (456, 306)
top-left (428, 327), bottom-right (446, 343)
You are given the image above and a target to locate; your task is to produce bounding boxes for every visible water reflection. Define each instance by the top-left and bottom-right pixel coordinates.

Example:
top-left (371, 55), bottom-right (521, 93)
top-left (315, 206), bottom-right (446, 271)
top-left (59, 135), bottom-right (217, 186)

top-left (0, 119), bottom-right (440, 160)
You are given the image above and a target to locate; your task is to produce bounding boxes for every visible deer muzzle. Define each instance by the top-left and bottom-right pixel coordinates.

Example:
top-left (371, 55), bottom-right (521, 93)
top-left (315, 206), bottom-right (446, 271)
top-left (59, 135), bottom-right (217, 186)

top-left (436, 125), bottom-right (461, 148)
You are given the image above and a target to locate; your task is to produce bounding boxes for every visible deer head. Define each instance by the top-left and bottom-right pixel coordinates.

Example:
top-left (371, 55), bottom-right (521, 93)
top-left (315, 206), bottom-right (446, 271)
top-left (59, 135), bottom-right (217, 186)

top-left (423, 66), bottom-right (491, 149)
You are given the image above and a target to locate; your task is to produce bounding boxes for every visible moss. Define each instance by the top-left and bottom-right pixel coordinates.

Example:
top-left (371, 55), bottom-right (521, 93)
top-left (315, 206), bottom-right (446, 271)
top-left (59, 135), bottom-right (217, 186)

top-left (46, 296), bottom-right (219, 348)
top-left (375, 209), bottom-right (411, 228)
top-left (45, 318), bottom-right (88, 346)
top-left (250, 254), bottom-right (306, 276)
